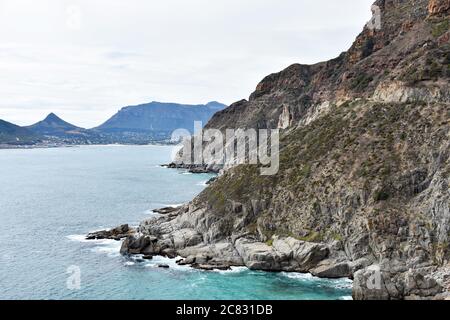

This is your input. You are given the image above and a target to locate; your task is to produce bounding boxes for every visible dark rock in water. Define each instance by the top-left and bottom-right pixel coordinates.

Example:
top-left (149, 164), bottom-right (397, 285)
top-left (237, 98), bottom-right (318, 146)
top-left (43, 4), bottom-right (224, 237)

top-left (157, 264), bottom-right (170, 269)
top-left (153, 207), bottom-right (179, 215)
top-left (163, 162), bottom-right (219, 174)
top-left (189, 167), bottom-right (210, 174)
top-left (86, 224), bottom-right (132, 240)
top-left (120, 235), bottom-right (151, 255)
top-left (177, 256), bottom-right (195, 266)
top-left (162, 248), bottom-right (177, 259)
top-left (166, 163), bottom-right (179, 169)
top-left (205, 177), bottom-right (217, 185)
top-left (143, 255), bottom-right (154, 260)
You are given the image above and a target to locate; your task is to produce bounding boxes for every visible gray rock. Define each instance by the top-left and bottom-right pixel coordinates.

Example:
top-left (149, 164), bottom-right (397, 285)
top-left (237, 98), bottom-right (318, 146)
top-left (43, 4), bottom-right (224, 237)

top-left (120, 235), bottom-right (151, 255)
top-left (311, 260), bottom-right (352, 278)
top-left (234, 237), bottom-right (329, 272)
top-left (352, 265), bottom-right (444, 300)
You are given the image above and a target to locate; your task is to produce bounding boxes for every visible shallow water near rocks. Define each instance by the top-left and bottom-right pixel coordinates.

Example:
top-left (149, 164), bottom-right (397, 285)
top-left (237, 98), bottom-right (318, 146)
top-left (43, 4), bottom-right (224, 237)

top-left (0, 145), bottom-right (352, 300)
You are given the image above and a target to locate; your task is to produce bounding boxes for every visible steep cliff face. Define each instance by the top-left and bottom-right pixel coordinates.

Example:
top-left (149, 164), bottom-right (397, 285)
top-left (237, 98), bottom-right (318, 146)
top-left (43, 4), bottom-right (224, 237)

top-left (207, 0), bottom-right (449, 132)
top-left (132, 0), bottom-right (450, 300)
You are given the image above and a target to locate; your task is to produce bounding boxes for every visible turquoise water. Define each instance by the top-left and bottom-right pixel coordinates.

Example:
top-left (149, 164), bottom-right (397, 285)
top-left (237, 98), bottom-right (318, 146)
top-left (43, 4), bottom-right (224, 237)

top-left (0, 145), bottom-right (352, 300)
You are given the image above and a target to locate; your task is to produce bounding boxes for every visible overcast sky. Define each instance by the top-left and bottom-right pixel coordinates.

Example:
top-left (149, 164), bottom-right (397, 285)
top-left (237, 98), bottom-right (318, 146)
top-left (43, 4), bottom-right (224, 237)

top-left (0, 0), bottom-right (374, 128)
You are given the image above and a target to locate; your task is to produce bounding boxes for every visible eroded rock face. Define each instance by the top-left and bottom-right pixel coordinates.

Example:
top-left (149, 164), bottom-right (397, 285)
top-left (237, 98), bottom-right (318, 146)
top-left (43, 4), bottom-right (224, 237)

top-left (428, 0), bottom-right (450, 16)
top-left (373, 81), bottom-right (450, 103)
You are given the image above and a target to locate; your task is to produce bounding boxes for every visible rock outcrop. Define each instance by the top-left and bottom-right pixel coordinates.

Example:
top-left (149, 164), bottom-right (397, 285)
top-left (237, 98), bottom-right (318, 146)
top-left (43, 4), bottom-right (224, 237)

top-left (428, 0), bottom-right (450, 16)
top-left (86, 224), bottom-right (134, 241)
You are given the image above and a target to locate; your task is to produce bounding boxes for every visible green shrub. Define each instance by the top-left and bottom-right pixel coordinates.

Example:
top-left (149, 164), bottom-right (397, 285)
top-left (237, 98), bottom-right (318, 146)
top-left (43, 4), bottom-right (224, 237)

top-left (374, 188), bottom-right (390, 202)
top-left (432, 20), bottom-right (449, 38)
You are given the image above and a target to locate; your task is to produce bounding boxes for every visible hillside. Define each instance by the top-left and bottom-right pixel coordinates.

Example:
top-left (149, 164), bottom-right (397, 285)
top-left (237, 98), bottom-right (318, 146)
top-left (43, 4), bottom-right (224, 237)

top-left (128, 0), bottom-right (450, 300)
top-left (0, 119), bottom-right (40, 145)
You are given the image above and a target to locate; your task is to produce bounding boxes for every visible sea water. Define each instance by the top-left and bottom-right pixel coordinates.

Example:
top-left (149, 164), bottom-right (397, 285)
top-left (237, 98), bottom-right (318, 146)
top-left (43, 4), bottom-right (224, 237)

top-left (0, 145), bottom-right (352, 300)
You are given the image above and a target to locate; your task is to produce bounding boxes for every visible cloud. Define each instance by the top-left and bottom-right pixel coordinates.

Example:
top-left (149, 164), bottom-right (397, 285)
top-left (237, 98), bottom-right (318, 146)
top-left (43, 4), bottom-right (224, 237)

top-left (0, 0), bottom-right (374, 127)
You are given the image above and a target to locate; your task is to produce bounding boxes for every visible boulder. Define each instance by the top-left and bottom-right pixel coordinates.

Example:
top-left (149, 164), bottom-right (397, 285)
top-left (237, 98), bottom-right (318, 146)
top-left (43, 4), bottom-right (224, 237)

top-left (311, 260), bottom-right (352, 278)
top-left (120, 235), bottom-right (151, 255)
top-left (234, 237), bottom-right (329, 272)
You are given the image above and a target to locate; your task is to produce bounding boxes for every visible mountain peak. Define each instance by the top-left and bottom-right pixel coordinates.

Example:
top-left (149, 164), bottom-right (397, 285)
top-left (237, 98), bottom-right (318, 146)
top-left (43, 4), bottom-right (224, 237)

top-left (44, 112), bottom-right (63, 122)
top-left (26, 113), bottom-right (82, 137)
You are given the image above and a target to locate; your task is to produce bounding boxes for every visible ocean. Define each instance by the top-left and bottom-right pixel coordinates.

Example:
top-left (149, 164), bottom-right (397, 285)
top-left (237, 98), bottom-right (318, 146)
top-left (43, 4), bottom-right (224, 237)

top-left (0, 145), bottom-right (352, 300)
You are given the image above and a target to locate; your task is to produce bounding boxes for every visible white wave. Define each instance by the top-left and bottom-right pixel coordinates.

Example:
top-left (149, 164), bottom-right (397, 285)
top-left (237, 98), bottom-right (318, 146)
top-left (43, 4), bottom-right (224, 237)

top-left (144, 256), bottom-right (192, 271)
top-left (67, 234), bottom-right (89, 242)
top-left (340, 295), bottom-right (353, 300)
top-left (281, 272), bottom-right (315, 280)
top-left (181, 172), bottom-right (193, 175)
top-left (124, 261), bottom-right (135, 266)
top-left (67, 234), bottom-right (122, 257)
top-left (90, 240), bottom-right (122, 257)
top-left (281, 272), bottom-right (353, 290)
top-left (197, 181), bottom-right (209, 186)
top-left (212, 266), bottom-right (248, 274)
top-left (144, 209), bottom-right (159, 215)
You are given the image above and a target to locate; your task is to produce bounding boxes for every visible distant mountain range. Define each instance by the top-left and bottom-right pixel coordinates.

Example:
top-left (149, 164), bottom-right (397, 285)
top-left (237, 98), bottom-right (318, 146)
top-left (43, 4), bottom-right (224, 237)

top-left (95, 101), bottom-right (226, 143)
top-left (0, 101), bottom-right (226, 146)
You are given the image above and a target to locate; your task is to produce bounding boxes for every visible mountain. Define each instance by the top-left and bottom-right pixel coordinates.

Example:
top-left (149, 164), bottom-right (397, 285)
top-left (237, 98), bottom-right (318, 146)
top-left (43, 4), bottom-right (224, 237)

top-left (94, 101), bottom-right (227, 142)
top-left (129, 0), bottom-right (450, 300)
top-left (26, 113), bottom-right (112, 145)
top-left (26, 113), bottom-right (83, 137)
top-left (0, 119), bottom-right (40, 145)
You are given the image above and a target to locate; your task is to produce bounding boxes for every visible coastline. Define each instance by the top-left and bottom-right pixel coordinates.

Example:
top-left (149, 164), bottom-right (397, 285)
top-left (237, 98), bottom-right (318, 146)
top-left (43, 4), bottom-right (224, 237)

top-left (0, 142), bottom-right (178, 150)
top-left (89, 186), bottom-right (450, 300)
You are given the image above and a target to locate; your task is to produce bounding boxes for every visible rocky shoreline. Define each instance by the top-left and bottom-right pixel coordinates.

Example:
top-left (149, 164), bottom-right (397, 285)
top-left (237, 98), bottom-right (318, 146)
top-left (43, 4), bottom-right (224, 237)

top-left (162, 162), bottom-right (220, 174)
top-left (87, 204), bottom-right (450, 300)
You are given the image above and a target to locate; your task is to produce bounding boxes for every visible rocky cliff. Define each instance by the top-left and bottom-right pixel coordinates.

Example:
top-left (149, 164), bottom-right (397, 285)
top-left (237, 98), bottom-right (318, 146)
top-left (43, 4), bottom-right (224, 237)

top-left (119, 0), bottom-right (449, 300)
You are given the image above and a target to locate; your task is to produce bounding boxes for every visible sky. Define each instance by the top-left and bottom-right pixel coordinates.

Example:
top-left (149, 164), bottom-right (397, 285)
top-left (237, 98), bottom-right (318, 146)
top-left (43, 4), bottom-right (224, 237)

top-left (0, 0), bottom-right (374, 128)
